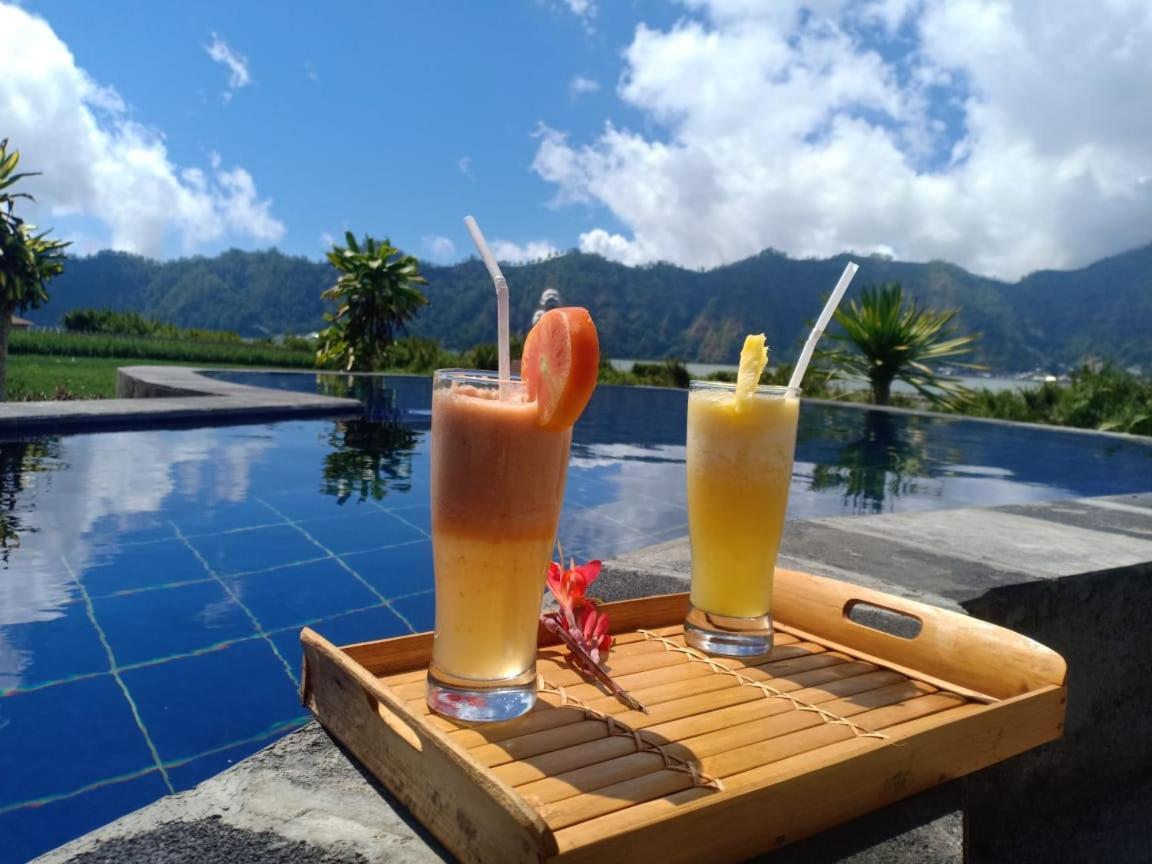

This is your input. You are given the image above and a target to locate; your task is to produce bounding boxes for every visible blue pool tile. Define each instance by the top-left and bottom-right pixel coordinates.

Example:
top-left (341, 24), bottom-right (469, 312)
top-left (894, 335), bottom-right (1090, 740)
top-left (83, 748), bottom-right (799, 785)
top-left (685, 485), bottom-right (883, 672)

top-left (259, 488), bottom-right (376, 523)
top-left (87, 511), bottom-right (177, 546)
top-left (94, 581), bottom-right (256, 668)
top-left (0, 770), bottom-right (169, 864)
top-left (562, 478), bottom-right (626, 509)
top-left (583, 500), bottom-right (689, 536)
top-left (169, 498), bottom-right (284, 537)
top-left (269, 629), bottom-right (308, 683)
top-left (0, 595), bottom-right (107, 693)
top-left (294, 603), bottom-right (412, 650)
top-left (341, 540), bottom-right (432, 598)
top-left (75, 537), bottom-right (210, 596)
top-left (184, 524), bottom-right (324, 576)
top-left (383, 503), bottom-right (431, 534)
top-left (558, 510), bottom-right (650, 560)
top-left (122, 639), bottom-right (306, 763)
top-left (165, 723), bottom-right (305, 793)
top-left (0, 675), bottom-right (156, 809)
top-left (388, 591), bottom-right (435, 633)
top-left (297, 509), bottom-right (425, 555)
top-left (224, 558), bottom-right (379, 632)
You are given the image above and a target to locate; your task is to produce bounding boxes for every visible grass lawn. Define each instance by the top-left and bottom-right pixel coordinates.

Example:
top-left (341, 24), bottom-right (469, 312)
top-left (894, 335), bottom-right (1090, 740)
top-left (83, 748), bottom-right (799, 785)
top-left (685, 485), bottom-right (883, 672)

top-left (6, 355), bottom-right (303, 400)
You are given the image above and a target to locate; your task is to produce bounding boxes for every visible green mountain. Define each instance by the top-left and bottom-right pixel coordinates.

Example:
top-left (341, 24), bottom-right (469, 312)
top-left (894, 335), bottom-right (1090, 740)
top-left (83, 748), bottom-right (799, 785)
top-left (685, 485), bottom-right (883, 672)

top-left (29, 243), bottom-right (1152, 372)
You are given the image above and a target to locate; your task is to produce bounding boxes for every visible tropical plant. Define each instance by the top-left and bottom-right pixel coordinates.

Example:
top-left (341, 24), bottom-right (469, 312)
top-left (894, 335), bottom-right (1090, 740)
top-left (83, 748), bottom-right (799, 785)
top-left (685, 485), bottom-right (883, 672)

top-left (316, 232), bottom-right (428, 372)
top-left (0, 140), bottom-right (69, 400)
top-left (949, 364), bottom-right (1152, 436)
top-left (820, 282), bottom-right (980, 407)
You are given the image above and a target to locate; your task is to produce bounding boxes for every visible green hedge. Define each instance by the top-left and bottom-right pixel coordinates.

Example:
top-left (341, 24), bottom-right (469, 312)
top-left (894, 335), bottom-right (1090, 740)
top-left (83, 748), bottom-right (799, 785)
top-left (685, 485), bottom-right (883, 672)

top-left (10, 330), bottom-right (316, 368)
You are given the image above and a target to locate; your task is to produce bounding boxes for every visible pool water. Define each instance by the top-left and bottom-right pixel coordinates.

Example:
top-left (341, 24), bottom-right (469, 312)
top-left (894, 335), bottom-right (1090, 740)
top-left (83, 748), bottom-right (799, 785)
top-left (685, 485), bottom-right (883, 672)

top-left (2, 375), bottom-right (1150, 861)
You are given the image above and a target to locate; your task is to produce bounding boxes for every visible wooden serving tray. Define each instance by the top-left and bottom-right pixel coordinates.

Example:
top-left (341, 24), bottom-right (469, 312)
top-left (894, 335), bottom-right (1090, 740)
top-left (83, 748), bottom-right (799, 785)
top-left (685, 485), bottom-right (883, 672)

top-left (300, 569), bottom-right (1066, 864)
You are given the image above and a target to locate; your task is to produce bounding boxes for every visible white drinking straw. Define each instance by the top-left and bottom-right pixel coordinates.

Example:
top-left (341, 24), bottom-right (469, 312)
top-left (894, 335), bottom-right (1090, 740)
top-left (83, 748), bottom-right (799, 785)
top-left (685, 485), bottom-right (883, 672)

top-left (463, 215), bottom-right (510, 387)
top-left (787, 261), bottom-right (859, 392)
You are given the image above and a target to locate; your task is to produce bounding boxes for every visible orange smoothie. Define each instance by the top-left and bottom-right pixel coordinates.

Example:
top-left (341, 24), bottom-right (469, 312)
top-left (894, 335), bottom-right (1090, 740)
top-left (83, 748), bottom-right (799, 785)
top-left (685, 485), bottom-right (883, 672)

top-left (429, 377), bottom-right (571, 683)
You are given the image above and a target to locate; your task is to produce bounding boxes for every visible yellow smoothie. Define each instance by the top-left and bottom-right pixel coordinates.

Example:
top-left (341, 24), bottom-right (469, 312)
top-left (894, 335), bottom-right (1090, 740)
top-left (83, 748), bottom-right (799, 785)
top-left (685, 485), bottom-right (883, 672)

top-left (429, 378), bottom-right (571, 683)
top-left (686, 385), bottom-right (799, 618)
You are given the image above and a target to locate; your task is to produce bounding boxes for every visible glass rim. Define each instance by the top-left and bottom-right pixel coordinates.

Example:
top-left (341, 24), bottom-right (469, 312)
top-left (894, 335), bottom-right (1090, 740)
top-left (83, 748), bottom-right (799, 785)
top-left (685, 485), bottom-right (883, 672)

top-left (689, 379), bottom-right (801, 397)
top-left (434, 368), bottom-right (524, 386)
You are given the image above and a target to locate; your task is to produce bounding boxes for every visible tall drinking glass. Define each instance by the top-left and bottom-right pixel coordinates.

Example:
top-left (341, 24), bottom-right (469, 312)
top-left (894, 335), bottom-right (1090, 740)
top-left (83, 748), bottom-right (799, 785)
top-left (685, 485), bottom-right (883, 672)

top-left (684, 380), bottom-right (800, 656)
top-left (426, 369), bottom-right (572, 722)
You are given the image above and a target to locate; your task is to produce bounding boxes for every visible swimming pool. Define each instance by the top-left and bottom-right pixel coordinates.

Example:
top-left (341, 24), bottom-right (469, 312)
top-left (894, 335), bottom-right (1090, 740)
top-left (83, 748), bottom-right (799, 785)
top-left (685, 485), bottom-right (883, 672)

top-left (2, 374), bottom-right (1149, 861)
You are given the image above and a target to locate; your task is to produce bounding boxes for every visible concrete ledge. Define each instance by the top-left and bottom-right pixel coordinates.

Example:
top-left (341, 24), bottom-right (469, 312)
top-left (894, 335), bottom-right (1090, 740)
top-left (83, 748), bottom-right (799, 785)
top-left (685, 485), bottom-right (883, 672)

top-left (0, 367), bottom-right (361, 434)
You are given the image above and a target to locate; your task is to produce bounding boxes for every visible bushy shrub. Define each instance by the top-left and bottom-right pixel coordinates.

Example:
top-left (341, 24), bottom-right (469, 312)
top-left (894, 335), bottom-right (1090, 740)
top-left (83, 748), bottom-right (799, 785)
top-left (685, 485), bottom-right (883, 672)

top-left (947, 365), bottom-right (1152, 435)
top-left (386, 337), bottom-right (459, 374)
top-left (630, 358), bottom-right (691, 388)
top-left (10, 330), bottom-right (314, 367)
top-left (62, 308), bottom-right (247, 344)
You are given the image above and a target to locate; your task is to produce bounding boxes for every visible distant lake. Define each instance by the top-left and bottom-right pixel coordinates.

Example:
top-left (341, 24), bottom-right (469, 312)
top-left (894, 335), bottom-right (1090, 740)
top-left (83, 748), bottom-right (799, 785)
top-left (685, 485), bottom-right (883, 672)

top-left (608, 358), bottom-right (1042, 394)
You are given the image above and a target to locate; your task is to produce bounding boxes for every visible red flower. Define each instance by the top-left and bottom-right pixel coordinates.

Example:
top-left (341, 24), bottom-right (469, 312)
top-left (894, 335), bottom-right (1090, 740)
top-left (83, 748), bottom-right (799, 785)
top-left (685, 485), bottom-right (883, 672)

top-left (547, 559), bottom-right (602, 621)
top-left (574, 602), bottom-right (612, 663)
top-left (541, 556), bottom-right (643, 712)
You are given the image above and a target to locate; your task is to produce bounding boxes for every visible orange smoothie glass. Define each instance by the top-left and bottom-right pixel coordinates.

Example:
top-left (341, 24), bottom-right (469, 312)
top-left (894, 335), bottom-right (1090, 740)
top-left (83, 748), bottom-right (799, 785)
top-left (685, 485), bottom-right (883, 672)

top-left (426, 369), bottom-right (572, 722)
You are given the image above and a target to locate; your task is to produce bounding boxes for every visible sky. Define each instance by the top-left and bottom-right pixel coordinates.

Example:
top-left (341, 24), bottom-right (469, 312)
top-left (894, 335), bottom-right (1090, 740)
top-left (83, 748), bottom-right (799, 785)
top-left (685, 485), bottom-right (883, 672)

top-left (2, 0), bottom-right (1151, 281)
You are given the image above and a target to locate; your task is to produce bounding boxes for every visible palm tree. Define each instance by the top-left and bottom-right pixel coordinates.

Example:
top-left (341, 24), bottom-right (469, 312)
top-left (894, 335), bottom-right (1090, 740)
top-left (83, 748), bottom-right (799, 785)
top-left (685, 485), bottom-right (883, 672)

top-left (316, 232), bottom-right (428, 372)
top-left (0, 140), bottom-right (69, 401)
top-left (821, 282), bottom-right (980, 407)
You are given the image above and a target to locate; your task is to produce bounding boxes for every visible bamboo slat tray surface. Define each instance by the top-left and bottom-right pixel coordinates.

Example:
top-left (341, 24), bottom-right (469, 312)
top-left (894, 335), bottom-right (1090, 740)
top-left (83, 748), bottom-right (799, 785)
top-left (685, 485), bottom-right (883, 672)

top-left (301, 569), bottom-right (1067, 864)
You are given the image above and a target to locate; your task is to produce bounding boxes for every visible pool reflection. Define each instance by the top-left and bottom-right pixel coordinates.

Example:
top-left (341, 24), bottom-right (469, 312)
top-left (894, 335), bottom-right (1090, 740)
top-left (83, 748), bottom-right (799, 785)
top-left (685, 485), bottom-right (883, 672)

top-left (807, 411), bottom-right (930, 513)
top-left (321, 417), bottom-right (421, 504)
top-left (0, 438), bottom-right (63, 562)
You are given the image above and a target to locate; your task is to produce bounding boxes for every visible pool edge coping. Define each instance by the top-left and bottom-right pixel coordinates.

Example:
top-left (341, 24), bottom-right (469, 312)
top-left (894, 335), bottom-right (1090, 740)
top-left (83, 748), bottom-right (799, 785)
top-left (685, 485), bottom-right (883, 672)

top-left (1, 365), bottom-right (1147, 447)
top-left (0, 366), bottom-right (362, 434)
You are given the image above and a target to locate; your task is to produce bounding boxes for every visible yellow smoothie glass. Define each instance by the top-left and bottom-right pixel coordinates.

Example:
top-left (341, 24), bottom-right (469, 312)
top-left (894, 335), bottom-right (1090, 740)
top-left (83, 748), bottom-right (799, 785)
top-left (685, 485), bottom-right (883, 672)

top-left (684, 379), bottom-right (800, 655)
top-left (426, 369), bottom-right (571, 722)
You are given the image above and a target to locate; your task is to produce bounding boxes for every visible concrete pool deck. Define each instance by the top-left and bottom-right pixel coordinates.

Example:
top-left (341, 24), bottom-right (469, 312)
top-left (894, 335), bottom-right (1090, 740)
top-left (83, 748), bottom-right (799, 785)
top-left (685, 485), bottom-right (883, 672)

top-left (34, 491), bottom-right (1152, 864)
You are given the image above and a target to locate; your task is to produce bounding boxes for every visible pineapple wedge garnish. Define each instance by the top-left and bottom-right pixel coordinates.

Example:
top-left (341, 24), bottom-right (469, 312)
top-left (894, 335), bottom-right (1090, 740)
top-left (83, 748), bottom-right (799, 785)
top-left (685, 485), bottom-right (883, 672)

top-left (734, 333), bottom-right (768, 406)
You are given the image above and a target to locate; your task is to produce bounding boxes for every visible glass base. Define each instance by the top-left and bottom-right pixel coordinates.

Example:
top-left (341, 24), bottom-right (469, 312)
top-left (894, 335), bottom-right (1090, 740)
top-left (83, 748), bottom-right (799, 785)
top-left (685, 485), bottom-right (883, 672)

top-left (684, 604), bottom-right (774, 657)
top-left (426, 665), bottom-right (537, 723)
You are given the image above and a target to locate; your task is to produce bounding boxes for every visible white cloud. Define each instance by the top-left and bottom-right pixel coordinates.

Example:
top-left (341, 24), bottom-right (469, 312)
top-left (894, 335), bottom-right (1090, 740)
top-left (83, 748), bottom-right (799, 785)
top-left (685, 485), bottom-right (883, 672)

top-left (533, 0), bottom-right (1152, 280)
top-left (320, 231), bottom-right (336, 249)
top-left (457, 156), bottom-right (474, 179)
top-left (424, 234), bottom-right (457, 261)
top-left (304, 61), bottom-right (319, 83)
top-left (0, 4), bottom-right (284, 257)
top-left (489, 239), bottom-right (560, 263)
top-left (0, 427), bottom-right (273, 634)
top-left (205, 32), bottom-right (251, 101)
top-left (561, 0), bottom-right (597, 22)
top-left (569, 75), bottom-right (600, 99)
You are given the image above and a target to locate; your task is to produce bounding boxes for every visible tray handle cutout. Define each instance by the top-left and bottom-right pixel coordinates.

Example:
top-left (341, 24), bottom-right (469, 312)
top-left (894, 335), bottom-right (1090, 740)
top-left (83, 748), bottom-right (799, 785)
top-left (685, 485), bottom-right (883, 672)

top-left (364, 686), bottom-right (423, 752)
top-left (843, 599), bottom-right (923, 640)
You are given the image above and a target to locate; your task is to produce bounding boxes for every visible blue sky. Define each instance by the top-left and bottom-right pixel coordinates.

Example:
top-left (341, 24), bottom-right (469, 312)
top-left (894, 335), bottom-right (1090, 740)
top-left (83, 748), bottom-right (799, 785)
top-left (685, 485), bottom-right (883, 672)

top-left (4, 1), bottom-right (1151, 280)
top-left (6, 0), bottom-right (673, 264)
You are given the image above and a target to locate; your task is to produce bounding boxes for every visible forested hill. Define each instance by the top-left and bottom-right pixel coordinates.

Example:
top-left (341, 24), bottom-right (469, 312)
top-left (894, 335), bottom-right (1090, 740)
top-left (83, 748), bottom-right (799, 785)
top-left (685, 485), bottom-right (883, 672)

top-left (31, 243), bottom-right (1152, 371)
